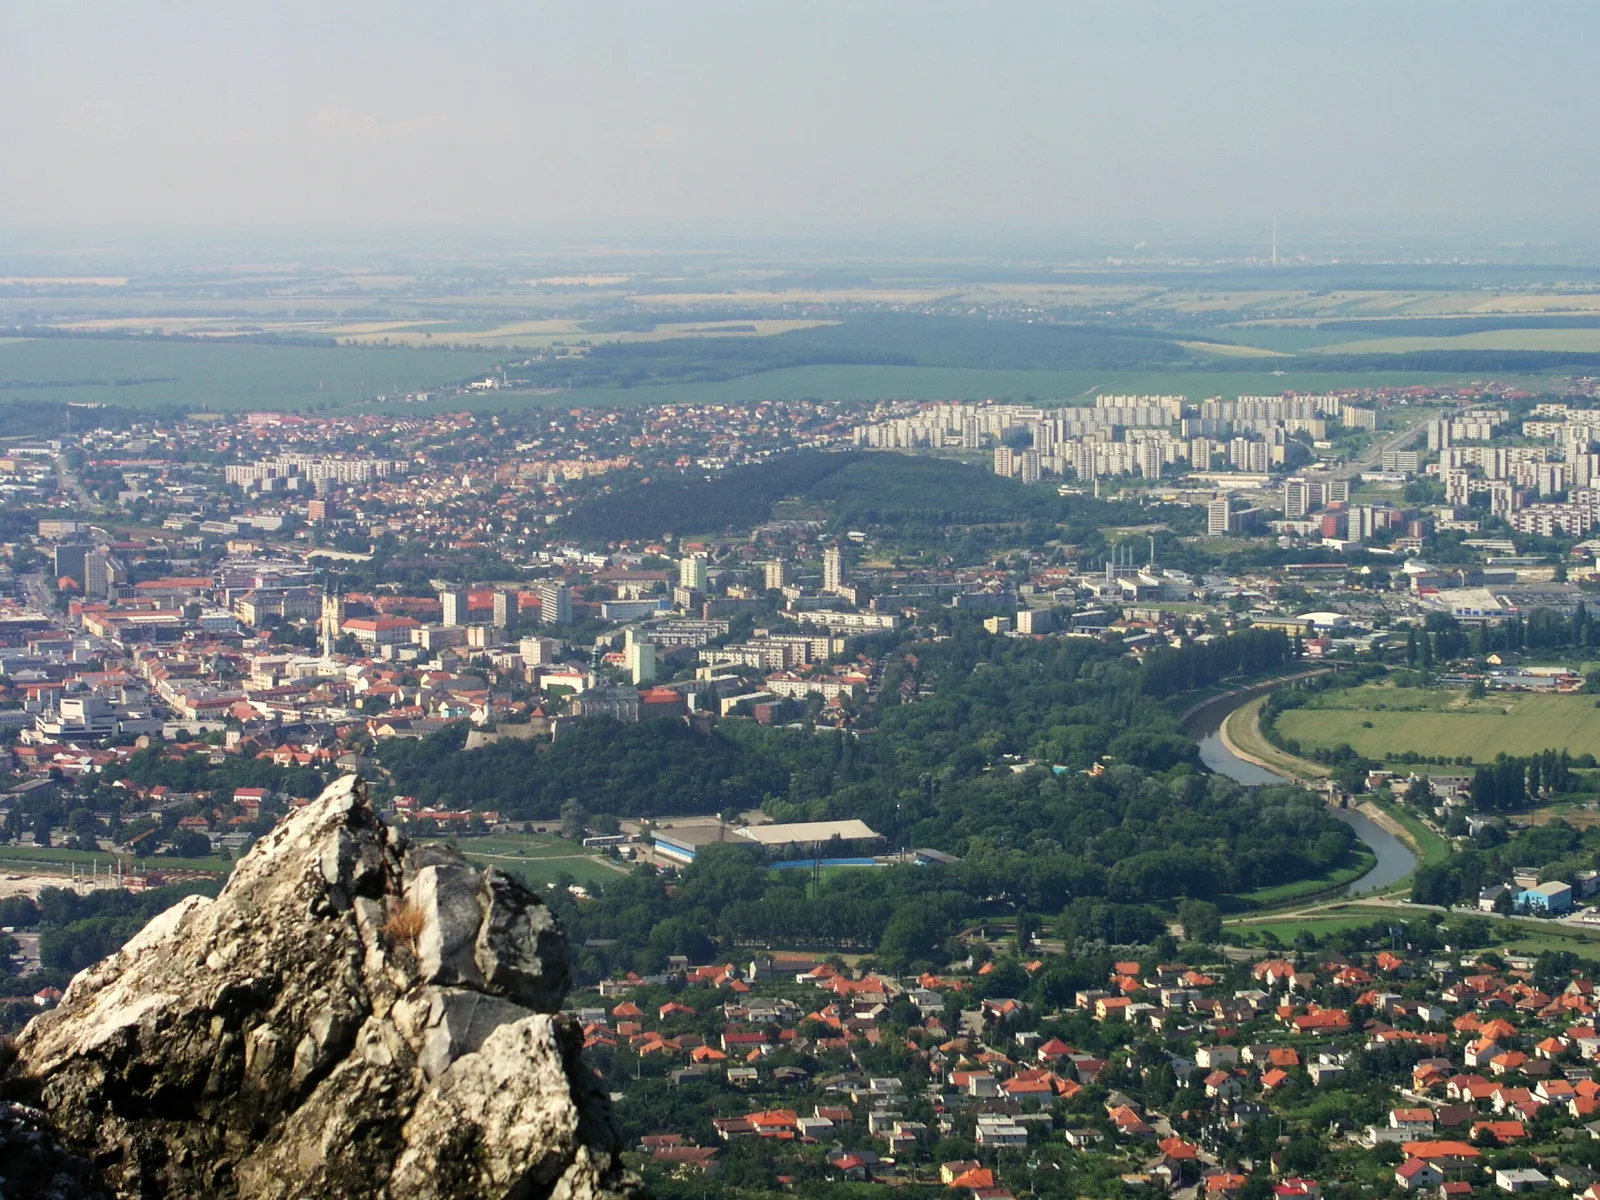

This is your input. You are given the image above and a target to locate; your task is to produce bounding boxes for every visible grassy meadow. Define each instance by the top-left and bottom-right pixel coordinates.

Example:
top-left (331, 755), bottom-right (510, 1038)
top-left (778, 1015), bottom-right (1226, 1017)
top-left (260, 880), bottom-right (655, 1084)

top-left (1276, 685), bottom-right (1600, 763)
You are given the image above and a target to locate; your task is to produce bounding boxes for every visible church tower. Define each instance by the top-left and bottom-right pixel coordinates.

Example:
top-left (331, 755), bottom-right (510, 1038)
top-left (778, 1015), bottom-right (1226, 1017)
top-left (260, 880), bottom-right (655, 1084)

top-left (321, 589), bottom-right (345, 657)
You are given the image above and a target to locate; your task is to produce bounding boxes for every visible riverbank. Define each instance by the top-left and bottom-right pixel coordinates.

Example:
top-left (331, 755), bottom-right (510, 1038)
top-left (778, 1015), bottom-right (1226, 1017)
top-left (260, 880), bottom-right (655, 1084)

top-left (1218, 696), bottom-right (1330, 781)
top-left (1174, 668), bottom-right (1332, 728)
top-left (1187, 680), bottom-right (1420, 907)
top-left (1216, 700), bottom-right (1430, 895)
top-left (1363, 794), bottom-right (1453, 868)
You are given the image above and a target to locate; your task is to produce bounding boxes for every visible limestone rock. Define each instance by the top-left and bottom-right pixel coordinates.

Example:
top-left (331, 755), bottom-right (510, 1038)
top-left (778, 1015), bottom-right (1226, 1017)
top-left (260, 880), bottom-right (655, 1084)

top-left (5, 775), bottom-right (640, 1200)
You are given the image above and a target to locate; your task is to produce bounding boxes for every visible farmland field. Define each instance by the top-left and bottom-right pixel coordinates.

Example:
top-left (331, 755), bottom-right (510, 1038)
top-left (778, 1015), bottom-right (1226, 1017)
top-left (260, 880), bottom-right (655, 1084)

top-left (0, 337), bottom-right (503, 409)
top-left (1315, 328), bottom-right (1600, 355)
top-left (1275, 688), bottom-right (1600, 763)
top-left (0, 336), bottom-right (1512, 415)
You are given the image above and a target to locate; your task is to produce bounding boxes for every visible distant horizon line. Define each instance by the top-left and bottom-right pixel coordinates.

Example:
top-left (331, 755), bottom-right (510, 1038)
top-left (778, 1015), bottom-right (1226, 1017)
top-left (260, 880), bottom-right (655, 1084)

top-left (1, 235), bottom-right (1599, 276)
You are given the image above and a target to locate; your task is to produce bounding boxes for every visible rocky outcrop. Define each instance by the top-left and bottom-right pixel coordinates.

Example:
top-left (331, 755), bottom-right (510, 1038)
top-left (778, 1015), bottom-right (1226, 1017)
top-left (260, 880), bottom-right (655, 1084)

top-left (0, 1101), bottom-right (110, 1200)
top-left (5, 776), bottom-right (639, 1200)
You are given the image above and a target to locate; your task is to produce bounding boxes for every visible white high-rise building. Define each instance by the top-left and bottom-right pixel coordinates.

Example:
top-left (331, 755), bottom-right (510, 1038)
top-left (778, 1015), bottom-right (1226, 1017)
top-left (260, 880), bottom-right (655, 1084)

top-left (1207, 497), bottom-right (1232, 536)
top-left (536, 582), bottom-right (572, 626)
top-left (440, 587), bottom-right (469, 627)
top-left (1283, 479), bottom-right (1309, 519)
top-left (822, 546), bottom-right (847, 594)
top-left (993, 447), bottom-right (1015, 477)
top-left (624, 627), bottom-right (656, 685)
top-left (520, 636), bottom-right (561, 666)
top-left (679, 554), bottom-right (709, 592)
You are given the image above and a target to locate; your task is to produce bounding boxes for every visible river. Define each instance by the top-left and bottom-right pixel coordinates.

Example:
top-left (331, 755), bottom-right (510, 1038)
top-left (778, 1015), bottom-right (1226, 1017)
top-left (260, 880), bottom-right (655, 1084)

top-left (1184, 689), bottom-right (1416, 897)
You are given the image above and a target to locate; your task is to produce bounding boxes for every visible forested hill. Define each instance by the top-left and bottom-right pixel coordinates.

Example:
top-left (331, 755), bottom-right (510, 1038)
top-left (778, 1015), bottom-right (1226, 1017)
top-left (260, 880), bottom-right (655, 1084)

top-left (554, 451), bottom-right (858, 542)
top-left (556, 450), bottom-right (1117, 543)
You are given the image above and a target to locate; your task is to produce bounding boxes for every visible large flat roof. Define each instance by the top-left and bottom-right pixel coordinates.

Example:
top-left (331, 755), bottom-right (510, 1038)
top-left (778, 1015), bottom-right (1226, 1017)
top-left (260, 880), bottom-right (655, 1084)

top-left (652, 824), bottom-right (737, 848)
top-left (737, 820), bottom-right (881, 846)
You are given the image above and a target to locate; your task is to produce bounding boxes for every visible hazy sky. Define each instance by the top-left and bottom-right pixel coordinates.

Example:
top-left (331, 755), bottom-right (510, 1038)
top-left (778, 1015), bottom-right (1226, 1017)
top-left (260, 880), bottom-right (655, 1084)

top-left (2, 0), bottom-right (1596, 243)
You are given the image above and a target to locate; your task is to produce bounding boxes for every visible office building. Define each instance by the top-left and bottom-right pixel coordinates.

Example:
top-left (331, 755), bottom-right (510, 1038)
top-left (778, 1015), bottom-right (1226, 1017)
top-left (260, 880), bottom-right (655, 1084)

top-left (53, 543), bottom-right (88, 587)
top-left (84, 552), bottom-right (127, 602)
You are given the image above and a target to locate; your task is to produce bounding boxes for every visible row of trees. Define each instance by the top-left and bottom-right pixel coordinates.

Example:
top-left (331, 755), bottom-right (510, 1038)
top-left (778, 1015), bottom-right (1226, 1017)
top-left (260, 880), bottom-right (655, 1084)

top-left (1469, 749), bottom-right (1577, 811)
top-left (1137, 627), bottom-right (1294, 699)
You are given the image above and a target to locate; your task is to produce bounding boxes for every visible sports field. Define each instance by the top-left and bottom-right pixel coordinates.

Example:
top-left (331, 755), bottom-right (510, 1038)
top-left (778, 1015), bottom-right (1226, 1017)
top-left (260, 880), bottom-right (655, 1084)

top-left (1276, 689), bottom-right (1600, 763)
top-left (432, 830), bottom-right (632, 890)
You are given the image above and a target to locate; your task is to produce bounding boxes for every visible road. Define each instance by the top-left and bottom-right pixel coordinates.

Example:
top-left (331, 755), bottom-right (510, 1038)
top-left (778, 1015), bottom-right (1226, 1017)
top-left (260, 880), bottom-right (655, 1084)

top-left (1331, 419), bottom-right (1427, 481)
top-left (55, 454), bottom-right (96, 512)
top-left (1231, 891), bottom-right (1600, 940)
top-left (21, 571), bottom-right (54, 615)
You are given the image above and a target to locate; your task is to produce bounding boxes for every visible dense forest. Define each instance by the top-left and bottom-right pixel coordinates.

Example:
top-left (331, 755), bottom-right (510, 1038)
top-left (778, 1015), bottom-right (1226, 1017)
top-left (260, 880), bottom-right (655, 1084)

top-left (554, 451), bottom-right (859, 542)
top-left (379, 717), bottom-right (789, 819)
top-left (0, 401), bottom-right (174, 437)
top-left (531, 766), bottom-right (1350, 978)
top-left (506, 313), bottom-right (1195, 390)
top-left (555, 448), bottom-right (1205, 547)
top-left (809, 455), bottom-right (1070, 528)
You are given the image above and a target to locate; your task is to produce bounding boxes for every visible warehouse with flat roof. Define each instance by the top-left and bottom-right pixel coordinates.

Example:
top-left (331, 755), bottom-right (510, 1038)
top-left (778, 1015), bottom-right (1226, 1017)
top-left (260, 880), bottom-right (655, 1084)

top-left (652, 819), bottom-right (883, 865)
top-left (736, 820), bottom-right (882, 847)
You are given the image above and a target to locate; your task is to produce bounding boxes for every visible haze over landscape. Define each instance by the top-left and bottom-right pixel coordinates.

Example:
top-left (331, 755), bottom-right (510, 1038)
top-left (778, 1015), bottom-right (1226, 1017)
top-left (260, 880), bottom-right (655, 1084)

top-left (8, 6), bottom-right (1600, 1200)
top-left (2, 1), bottom-right (1597, 247)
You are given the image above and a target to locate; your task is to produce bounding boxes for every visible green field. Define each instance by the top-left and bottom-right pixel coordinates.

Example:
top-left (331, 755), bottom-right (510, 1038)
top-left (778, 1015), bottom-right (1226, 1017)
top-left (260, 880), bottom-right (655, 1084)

top-left (1317, 328), bottom-right (1600, 355)
top-left (1276, 689), bottom-right (1600, 763)
top-left (0, 334), bottom-right (1562, 414)
top-left (0, 337), bottom-right (503, 409)
top-left (435, 831), bottom-right (631, 890)
top-left (458, 850), bottom-right (626, 890)
top-left (415, 364), bottom-right (1515, 413)
top-left (0, 845), bottom-right (230, 874)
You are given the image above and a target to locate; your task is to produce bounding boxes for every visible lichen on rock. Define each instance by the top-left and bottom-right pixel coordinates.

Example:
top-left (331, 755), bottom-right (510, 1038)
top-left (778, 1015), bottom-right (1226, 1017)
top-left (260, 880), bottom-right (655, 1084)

top-left (4, 775), bottom-right (641, 1200)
